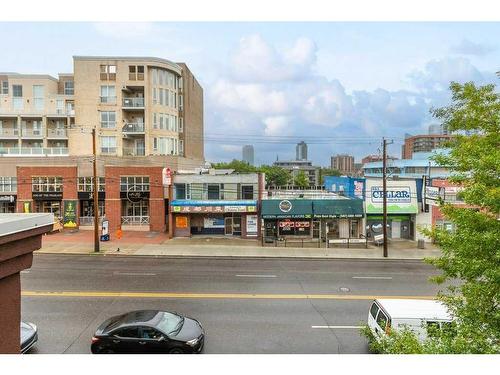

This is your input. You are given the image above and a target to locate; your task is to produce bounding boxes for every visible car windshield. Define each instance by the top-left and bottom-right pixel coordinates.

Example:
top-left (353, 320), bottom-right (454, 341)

top-left (156, 312), bottom-right (184, 335)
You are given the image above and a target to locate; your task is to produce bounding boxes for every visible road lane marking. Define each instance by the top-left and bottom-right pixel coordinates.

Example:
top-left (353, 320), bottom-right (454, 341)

top-left (312, 326), bottom-right (362, 329)
top-left (235, 274), bottom-right (277, 278)
top-left (21, 290), bottom-right (436, 301)
top-left (352, 276), bottom-right (393, 280)
top-left (113, 272), bottom-right (157, 276)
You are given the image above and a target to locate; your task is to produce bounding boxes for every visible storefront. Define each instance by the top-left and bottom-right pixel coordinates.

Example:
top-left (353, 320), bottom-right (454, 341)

top-left (78, 191), bottom-right (105, 226)
top-left (0, 194), bottom-right (16, 213)
top-left (312, 199), bottom-right (364, 239)
top-left (365, 178), bottom-right (418, 240)
top-left (171, 200), bottom-right (257, 238)
top-left (261, 200), bottom-right (314, 239)
top-left (31, 177), bottom-right (64, 219)
top-left (120, 176), bottom-right (150, 229)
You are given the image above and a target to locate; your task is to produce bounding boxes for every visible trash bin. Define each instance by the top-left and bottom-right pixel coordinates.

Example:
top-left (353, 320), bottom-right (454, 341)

top-left (100, 234), bottom-right (110, 242)
top-left (417, 239), bottom-right (425, 249)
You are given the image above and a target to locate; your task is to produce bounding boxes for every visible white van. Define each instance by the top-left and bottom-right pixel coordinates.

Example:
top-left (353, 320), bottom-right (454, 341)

top-left (368, 299), bottom-right (453, 341)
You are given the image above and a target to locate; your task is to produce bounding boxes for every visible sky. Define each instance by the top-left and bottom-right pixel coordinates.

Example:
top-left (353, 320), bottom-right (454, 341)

top-left (0, 22), bottom-right (498, 166)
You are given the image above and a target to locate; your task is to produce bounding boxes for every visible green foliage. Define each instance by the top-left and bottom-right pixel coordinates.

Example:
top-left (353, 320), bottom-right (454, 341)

top-left (319, 168), bottom-right (341, 184)
top-left (371, 82), bottom-right (500, 354)
top-left (259, 165), bottom-right (291, 187)
top-left (360, 325), bottom-right (425, 354)
top-left (212, 159), bottom-right (258, 173)
top-left (293, 170), bottom-right (310, 188)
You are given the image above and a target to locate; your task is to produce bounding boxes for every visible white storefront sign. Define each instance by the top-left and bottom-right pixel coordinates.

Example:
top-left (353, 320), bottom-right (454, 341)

top-left (246, 215), bottom-right (258, 237)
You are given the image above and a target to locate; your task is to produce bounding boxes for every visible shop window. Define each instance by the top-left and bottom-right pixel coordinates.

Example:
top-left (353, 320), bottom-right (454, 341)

top-left (207, 184), bottom-right (220, 200)
top-left (241, 185), bottom-right (254, 200)
top-left (120, 176), bottom-right (150, 192)
top-left (279, 220), bottom-right (311, 236)
top-left (78, 177), bottom-right (105, 192)
top-left (32, 177), bottom-right (63, 192)
top-left (174, 183), bottom-right (191, 199)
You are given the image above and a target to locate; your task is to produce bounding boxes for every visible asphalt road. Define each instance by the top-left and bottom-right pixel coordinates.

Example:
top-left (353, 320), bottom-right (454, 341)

top-left (21, 254), bottom-right (443, 354)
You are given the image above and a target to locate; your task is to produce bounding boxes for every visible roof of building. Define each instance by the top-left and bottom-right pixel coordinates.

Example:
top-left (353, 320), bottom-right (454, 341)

top-left (0, 73), bottom-right (59, 82)
top-left (73, 55), bottom-right (182, 74)
top-left (0, 213), bottom-right (54, 237)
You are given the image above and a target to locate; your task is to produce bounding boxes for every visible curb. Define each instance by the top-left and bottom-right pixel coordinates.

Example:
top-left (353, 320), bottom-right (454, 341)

top-left (34, 251), bottom-right (434, 262)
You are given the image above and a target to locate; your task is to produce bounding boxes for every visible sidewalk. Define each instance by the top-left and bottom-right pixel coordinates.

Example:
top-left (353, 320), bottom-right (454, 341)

top-left (37, 230), bottom-right (441, 260)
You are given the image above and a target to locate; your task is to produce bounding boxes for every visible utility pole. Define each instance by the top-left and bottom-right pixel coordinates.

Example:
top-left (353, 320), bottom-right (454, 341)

top-left (92, 127), bottom-right (100, 253)
top-left (382, 137), bottom-right (393, 258)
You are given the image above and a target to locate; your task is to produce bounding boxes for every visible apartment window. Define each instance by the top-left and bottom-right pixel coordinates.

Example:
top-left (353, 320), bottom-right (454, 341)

top-left (207, 184), bottom-right (220, 200)
top-left (77, 177), bottom-right (105, 192)
top-left (64, 81), bottom-right (74, 95)
top-left (100, 111), bottom-right (116, 128)
top-left (179, 139), bottom-right (184, 155)
top-left (129, 65), bottom-right (145, 81)
top-left (153, 113), bottom-right (158, 129)
top-left (179, 117), bottom-right (183, 132)
top-left (159, 89), bottom-right (164, 106)
top-left (12, 84), bottom-right (23, 110)
top-left (179, 94), bottom-right (183, 111)
top-left (1, 81), bottom-right (8, 95)
top-left (100, 136), bottom-right (116, 154)
top-left (32, 177), bottom-right (63, 192)
top-left (0, 177), bottom-right (17, 192)
top-left (100, 86), bottom-right (116, 104)
top-left (33, 85), bottom-right (44, 111)
top-left (153, 137), bottom-right (158, 151)
top-left (66, 101), bottom-right (75, 114)
top-left (100, 65), bottom-right (117, 80)
top-left (174, 183), bottom-right (190, 200)
top-left (155, 137), bottom-right (177, 155)
top-left (241, 185), bottom-right (254, 200)
top-left (152, 69), bottom-right (158, 85)
top-left (120, 176), bottom-right (150, 192)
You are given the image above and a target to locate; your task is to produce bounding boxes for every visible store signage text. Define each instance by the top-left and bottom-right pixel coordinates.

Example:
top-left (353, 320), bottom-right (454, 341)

top-left (279, 200), bottom-right (292, 213)
top-left (172, 205), bottom-right (256, 213)
top-left (371, 186), bottom-right (411, 203)
top-left (0, 195), bottom-right (15, 202)
top-left (32, 192), bottom-right (63, 200)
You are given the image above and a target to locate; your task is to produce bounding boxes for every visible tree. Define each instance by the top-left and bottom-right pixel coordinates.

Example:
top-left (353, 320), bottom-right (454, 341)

top-left (361, 82), bottom-right (500, 354)
top-left (259, 165), bottom-right (291, 187)
top-left (212, 159), bottom-right (257, 173)
top-left (319, 167), bottom-right (341, 184)
top-left (293, 170), bottom-right (310, 188)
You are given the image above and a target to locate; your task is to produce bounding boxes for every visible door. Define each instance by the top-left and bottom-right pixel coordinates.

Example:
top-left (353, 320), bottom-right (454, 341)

top-left (137, 327), bottom-right (167, 353)
top-left (135, 139), bottom-right (145, 156)
top-left (109, 327), bottom-right (140, 353)
top-left (391, 221), bottom-right (401, 239)
top-left (224, 217), bottom-right (233, 235)
top-left (232, 216), bottom-right (241, 236)
top-left (312, 220), bottom-right (320, 239)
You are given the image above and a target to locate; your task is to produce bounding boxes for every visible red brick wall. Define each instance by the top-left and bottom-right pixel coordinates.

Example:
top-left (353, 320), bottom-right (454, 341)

top-left (431, 179), bottom-right (469, 225)
top-left (105, 166), bottom-right (165, 232)
top-left (16, 166), bottom-right (78, 215)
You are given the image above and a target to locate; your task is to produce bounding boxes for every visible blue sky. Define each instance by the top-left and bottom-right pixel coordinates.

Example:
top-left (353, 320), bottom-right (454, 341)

top-left (1, 22), bottom-right (498, 165)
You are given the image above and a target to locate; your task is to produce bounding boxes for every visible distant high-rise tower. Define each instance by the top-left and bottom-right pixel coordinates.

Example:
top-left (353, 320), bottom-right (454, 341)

top-left (296, 141), bottom-right (308, 160)
top-left (242, 145), bottom-right (254, 166)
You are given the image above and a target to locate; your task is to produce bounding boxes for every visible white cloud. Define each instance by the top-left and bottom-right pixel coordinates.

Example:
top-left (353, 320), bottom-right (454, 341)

top-left (230, 34), bottom-right (317, 82)
top-left (263, 116), bottom-right (290, 136)
top-left (211, 80), bottom-right (288, 114)
top-left (450, 39), bottom-right (496, 56)
top-left (93, 22), bottom-right (154, 40)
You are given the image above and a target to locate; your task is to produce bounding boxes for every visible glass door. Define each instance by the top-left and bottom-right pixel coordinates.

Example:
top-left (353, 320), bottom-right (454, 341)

top-left (224, 217), bottom-right (233, 235)
top-left (312, 220), bottom-right (320, 238)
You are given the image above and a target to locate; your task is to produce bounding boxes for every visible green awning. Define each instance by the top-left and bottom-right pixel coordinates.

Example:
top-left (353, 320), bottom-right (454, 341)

top-left (261, 199), bottom-right (313, 219)
top-left (312, 199), bottom-right (364, 218)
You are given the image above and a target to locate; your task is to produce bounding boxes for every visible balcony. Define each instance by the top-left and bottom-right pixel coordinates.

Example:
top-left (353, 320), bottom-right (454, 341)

top-left (79, 217), bottom-right (104, 226)
top-left (48, 109), bottom-right (75, 117)
top-left (121, 216), bottom-right (150, 225)
top-left (122, 123), bottom-right (145, 134)
top-left (0, 128), bottom-right (20, 139)
top-left (47, 128), bottom-right (68, 139)
top-left (21, 128), bottom-right (44, 139)
top-left (0, 147), bottom-right (68, 156)
top-left (123, 147), bottom-right (145, 156)
top-left (122, 97), bottom-right (144, 109)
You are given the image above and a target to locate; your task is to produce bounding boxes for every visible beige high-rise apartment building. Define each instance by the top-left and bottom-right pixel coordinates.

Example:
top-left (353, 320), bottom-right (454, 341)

top-left (0, 56), bottom-right (204, 232)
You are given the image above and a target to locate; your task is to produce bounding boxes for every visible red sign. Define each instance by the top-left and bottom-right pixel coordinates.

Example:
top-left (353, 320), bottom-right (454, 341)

top-left (162, 167), bottom-right (172, 186)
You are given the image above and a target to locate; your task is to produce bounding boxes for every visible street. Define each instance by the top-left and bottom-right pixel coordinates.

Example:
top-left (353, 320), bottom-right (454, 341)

top-left (21, 254), bottom-right (443, 354)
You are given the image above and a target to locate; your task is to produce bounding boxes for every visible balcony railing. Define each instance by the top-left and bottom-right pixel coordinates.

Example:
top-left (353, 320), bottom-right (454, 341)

top-left (22, 128), bottom-right (44, 138)
top-left (122, 123), bottom-right (145, 133)
top-left (121, 216), bottom-right (150, 225)
top-left (122, 97), bottom-right (144, 108)
top-left (47, 129), bottom-right (68, 138)
top-left (100, 96), bottom-right (117, 104)
top-left (122, 147), bottom-right (145, 156)
top-left (0, 128), bottom-right (20, 138)
top-left (79, 217), bottom-right (104, 226)
top-left (0, 147), bottom-right (68, 156)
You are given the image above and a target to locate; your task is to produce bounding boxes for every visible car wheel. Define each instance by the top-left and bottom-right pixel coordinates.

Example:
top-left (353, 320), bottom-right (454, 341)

top-left (169, 347), bottom-right (185, 354)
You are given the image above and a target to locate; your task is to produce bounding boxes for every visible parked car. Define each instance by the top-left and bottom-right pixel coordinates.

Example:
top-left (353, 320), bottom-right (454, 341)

top-left (367, 299), bottom-right (453, 342)
top-left (21, 321), bottom-right (38, 354)
top-left (91, 310), bottom-right (205, 354)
